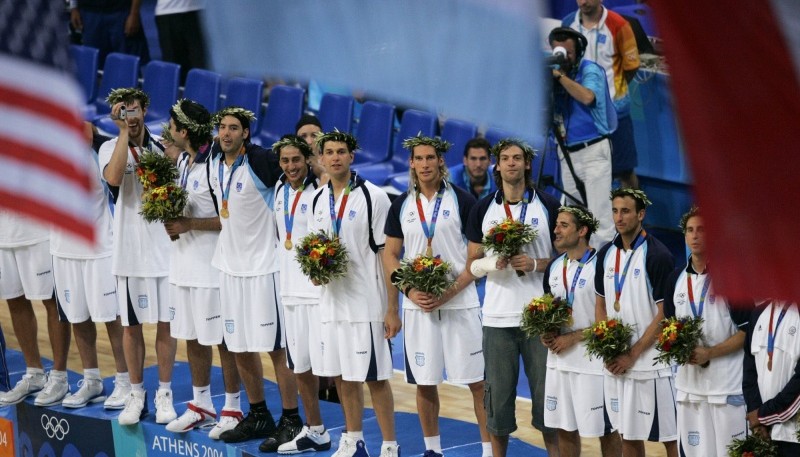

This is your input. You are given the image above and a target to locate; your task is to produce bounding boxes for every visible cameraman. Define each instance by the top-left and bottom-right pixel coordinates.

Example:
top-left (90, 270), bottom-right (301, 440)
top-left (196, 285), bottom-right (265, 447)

top-left (549, 27), bottom-right (617, 247)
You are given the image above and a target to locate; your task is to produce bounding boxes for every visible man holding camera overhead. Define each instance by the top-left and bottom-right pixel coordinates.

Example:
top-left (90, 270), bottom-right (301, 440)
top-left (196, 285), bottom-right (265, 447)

top-left (549, 26), bottom-right (617, 248)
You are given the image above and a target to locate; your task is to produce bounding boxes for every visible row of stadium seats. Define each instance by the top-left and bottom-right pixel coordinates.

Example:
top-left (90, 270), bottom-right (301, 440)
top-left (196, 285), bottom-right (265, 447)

top-left (70, 44), bottom-right (561, 192)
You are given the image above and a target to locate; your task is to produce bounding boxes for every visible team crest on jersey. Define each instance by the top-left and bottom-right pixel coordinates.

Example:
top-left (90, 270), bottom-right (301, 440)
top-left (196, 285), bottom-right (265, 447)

top-left (415, 352), bottom-right (425, 367)
top-left (687, 431), bottom-right (700, 446)
top-left (406, 211), bottom-right (417, 224)
top-left (546, 396), bottom-right (557, 411)
top-left (598, 33), bottom-right (607, 44)
top-left (708, 294), bottom-right (715, 304)
top-left (790, 326), bottom-right (797, 336)
top-left (348, 210), bottom-right (357, 220)
top-left (137, 295), bottom-right (149, 309)
top-left (193, 180), bottom-right (199, 190)
top-left (442, 210), bottom-right (450, 219)
top-left (610, 398), bottom-right (619, 412)
top-left (633, 268), bottom-right (641, 278)
top-left (676, 292), bottom-right (686, 307)
top-left (606, 267), bottom-right (614, 279)
top-left (300, 203), bottom-right (308, 214)
top-left (169, 307), bottom-right (175, 321)
top-left (236, 182), bottom-right (243, 192)
top-left (64, 290), bottom-right (71, 304)
top-left (225, 320), bottom-right (235, 334)
top-left (531, 217), bottom-right (539, 227)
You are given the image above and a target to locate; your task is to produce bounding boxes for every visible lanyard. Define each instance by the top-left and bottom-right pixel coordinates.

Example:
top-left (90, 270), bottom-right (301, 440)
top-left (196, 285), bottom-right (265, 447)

top-left (686, 272), bottom-right (712, 318)
top-left (562, 248), bottom-right (593, 306)
top-left (328, 180), bottom-right (352, 237)
top-left (503, 189), bottom-right (531, 223)
top-left (415, 181), bottom-right (445, 257)
top-left (283, 180), bottom-right (305, 248)
top-left (218, 146), bottom-right (246, 216)
top-left (767, 302), bottom-right (789, 371)
top-left (129, 145), bottom-right (140, 164)
top-left (613, 230), bottom-right (647, 309)
top-left (179, 152), bottom-right (192, 190)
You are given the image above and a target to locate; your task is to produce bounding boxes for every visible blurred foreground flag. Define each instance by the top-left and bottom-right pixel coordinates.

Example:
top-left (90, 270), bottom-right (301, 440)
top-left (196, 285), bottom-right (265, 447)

top-left (651, 0), bottom-right (800, 304)
top-left (203, 0), bottom-right (547, 135)
top-left (0, 0), bottom-right (94, 243)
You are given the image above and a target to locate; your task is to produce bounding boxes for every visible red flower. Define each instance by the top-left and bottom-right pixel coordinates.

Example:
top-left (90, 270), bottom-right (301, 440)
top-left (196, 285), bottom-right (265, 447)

top-left (494, 233), bottom-right (505, 242)
top-left (607, 320), bottom-right (617, 328)
top-left (662, 342), bottom-right (672, 352)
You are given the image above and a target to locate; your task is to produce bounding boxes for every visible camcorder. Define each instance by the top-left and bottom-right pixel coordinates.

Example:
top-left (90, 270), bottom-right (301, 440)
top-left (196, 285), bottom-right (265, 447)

top-left (546, 46), bottom-right (568, 69)
top-left (119, 107), bottom-right (127, 119)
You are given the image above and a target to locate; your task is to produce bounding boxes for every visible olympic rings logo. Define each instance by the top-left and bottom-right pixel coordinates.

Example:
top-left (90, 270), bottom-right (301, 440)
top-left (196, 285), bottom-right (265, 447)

top-left (40, 414), bottom-right (70, 440)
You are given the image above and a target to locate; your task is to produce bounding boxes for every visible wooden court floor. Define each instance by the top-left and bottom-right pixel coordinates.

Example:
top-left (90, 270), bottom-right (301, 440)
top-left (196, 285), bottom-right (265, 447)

top-left (0, 299), bottom-right (668, 456)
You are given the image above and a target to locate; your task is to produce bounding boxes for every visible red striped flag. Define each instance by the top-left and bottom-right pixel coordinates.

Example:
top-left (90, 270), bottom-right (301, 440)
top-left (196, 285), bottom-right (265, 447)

top-left (0, 0), bottom-right (94, 243)
top-left (650, 0), bottom-right (800, 303)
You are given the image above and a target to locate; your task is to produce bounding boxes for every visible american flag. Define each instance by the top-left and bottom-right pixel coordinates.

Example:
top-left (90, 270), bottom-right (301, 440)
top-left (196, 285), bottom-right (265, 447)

top-left (0, 0), bottom-right (94, 242)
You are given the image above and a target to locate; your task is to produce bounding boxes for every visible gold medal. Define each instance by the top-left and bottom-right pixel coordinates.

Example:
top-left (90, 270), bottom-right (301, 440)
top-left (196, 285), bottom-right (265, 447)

top-left (425, 246), bottom-right (433, 257)
top-left (284, 239), bottom-right (292, 250)
top-left (220, 207), bottom-right (229, 219)
top-left (613, 300), bottom-right (621, 312)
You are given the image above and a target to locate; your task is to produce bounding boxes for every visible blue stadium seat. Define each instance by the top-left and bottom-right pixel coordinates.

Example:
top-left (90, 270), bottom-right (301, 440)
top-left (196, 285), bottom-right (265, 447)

top-left (614, 4), bottom-right (657, 37)
top-left (441, 118), bottom-right (478, 167)
top-left (483, 126), bottom-right (514, 147)
top-left (93, 60), bottom-right (180, 137)
top-left (254, 85), bottom-right (304, 146)
top-left (69, 45), bottom-right (99, 104)
top-left (318, 93), bottom-right (355, 133)
top-left (88, 52), bottom-right (140, 122)
top-left (391, 109), bottom-right (438, 159)
top-left (352, 101), bottom-right (395, 165)
top-left (223, 77), bottom-right (264, 133)
top-left (183, 69), bottom-right (222, 114)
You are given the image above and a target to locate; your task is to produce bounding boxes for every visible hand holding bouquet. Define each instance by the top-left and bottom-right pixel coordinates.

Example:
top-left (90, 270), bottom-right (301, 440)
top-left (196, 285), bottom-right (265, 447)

top-left (391, 254), bottom-right (455, 298)
top-left (482, 218), bottom-right (537, 277)
top-left (583, 319), bottom-right (635, 364)
top-left (295, 230), bottom-right (349, 286)
top-left (520, 294), bottom-right (572, 337)
top-left (653, 316), bottom-right (705, 366)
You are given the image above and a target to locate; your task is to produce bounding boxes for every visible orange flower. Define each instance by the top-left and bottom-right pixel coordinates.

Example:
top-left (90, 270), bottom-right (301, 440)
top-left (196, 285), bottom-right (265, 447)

top-left (668, 332), bottom-right (677, 342)
top-left (607, 320), bottom-right (617, 328)
top-left (433, 257), bottom-right (442, 266)
top-left (414, 263), bottom-right (424, 272)
top-left (309, 251), bottom-right (321, 260)
top-left (136, 168), bottom-right (143, 176)
top-left (147, 172), bottom-right (157, 183)
top-left (594, 327), bottom-right (605, 337)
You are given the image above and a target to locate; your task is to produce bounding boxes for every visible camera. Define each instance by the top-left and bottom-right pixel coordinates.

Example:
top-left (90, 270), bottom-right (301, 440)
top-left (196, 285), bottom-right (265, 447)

top-left (119, 107), bottom-right (127, 120)
top-left (546, 46), bottom-right (568, 69)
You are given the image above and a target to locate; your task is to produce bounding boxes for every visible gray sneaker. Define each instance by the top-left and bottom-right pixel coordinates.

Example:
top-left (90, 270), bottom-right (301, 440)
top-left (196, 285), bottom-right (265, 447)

top-left (104, 378), bottom-right (131, 410)
top-left (62, 377), bottom-right (106, 408)
top-left (0, 373), bottom-right (45, 406)
top-left (34, 373), bottom-right (70, 407)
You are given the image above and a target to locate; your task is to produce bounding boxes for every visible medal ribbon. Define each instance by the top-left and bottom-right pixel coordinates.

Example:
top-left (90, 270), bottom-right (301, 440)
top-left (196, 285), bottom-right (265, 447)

top-left (129, 145), bottom-right (140, 164)
top-left (283, 180), bottom-right (305, 244)
top-left (686, 272), bottom-right (712, 318)
top-left (767, 301), bottom-right (788, 371)
top-left (613, 229), bottom-right (647, 306)
top-left (415, 181), bottom-right (446, 256)
top-left (328, 179), bottom-right (352, 237)
top-left (179, 152), bottom-right (192, 190)
top-left (503, 188), bottom-right (531, 222)
top-left (218, 146), bottom-right (246, 213)
top-left (562, 248), bottom-right (593, 306)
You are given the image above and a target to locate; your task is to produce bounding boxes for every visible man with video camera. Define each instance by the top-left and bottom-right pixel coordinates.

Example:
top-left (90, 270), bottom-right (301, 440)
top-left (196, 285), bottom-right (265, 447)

top-left (549, 26), bottom-right (617, 247)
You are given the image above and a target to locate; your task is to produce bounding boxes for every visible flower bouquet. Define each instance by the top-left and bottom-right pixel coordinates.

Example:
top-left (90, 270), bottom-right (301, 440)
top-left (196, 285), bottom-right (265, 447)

top-left (520, 294), bottom-right (572, 337)
top-left (726, 434), bottom-right (777, 457)
top-left (391, 254), bottom-right (454, 298)
top-left (139, 183), bottom-right (187, 241)
top-left (482, 217), bottom-right (537, 277)
top-left (136, 149), bottom-right (178, 190)
top-left (654, 316), bottom-right (705, 366)
top-left (294, 230), bottom-right (349, 285)
top-left (583, 319), bottom-right (635, 364)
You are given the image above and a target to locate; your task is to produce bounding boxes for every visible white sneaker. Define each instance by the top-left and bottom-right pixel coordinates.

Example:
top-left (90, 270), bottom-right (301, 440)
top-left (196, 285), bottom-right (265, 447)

top-left (166, 402), bottom-right (216, 432)
top-left (208, 408), bottom-right (243, 440)
top-left (62, 377), bottom-right (106, 408)
top-left (278, 425), bottom-right (332, 454)
top-left (379, 444), bottom-right (400, 457)
top-left (34, 373), bottom-right (69, 407)
top-left (155, 389), bottom-right (177, 424)
top-left (332, 435), bottom-right (370, 457)
top-left (118, 390), bottom-right (148, 425)
top-left (104, 378), bottom-right (131, 410)
top-left (0, 373), bottom-right (45, 406)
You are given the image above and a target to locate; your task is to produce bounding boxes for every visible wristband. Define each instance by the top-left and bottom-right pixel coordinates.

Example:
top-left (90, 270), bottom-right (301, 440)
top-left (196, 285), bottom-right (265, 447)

top-left (532, 258), bottom-right (538, 273)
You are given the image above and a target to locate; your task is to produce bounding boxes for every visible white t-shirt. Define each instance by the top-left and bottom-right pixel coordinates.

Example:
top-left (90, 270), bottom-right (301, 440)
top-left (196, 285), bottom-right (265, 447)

top-left (210, 144), bottom-right (282, 277)
top-left (307, 174), bottom-right (390, 323)
top-left (274, 172), bottom-right (320, 305)
top-left (544, 250), bottom-right (604, 375)
top-left (465, 188), bottom-right (560, 327)
top-left (169, 150), bottom-right (220, 288)
top-left (0, 212), bottom-right (49, 248)
top-left (155, 0), bottom-right (204, 16)
top-left (50, 149), bottom-right (113, 260)
top-left (384, 182), bottom-right (479, 311)
top-left (98, 134), bottom-right (171, 277)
